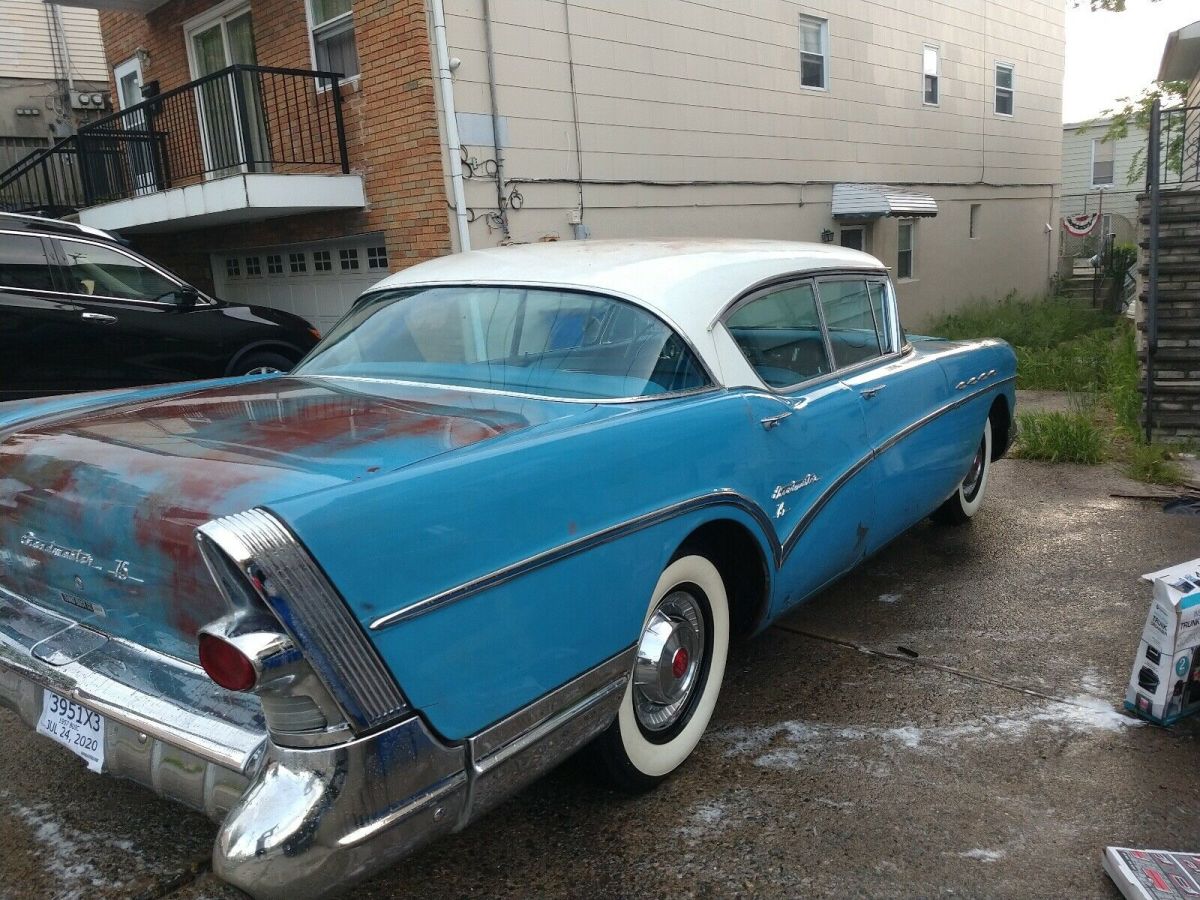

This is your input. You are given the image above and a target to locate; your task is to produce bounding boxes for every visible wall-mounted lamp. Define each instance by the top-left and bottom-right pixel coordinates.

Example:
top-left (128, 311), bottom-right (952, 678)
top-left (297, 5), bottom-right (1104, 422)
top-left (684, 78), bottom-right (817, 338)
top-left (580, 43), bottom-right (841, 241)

top-left (820, 228), bottom-right (835, 243)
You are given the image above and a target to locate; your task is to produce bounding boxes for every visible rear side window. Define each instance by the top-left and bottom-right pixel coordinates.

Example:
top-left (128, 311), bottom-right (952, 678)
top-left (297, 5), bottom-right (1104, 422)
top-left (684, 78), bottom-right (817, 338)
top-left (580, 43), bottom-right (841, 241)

top-left (816, 278), bottom-right (894, 367)
top-left (726, 282), bottom-right (831, 388)
top-left (58, 239), bottom-right (178, 301)
top-left (0, 234), bottom-right (55, 291)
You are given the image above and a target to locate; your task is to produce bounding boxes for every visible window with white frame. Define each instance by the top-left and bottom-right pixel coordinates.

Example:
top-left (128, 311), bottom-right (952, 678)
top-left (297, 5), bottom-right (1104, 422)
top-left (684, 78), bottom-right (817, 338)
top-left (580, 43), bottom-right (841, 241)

top-left (923, 45), bottom-right (939, 105)
top-left (309, 0), bottom-right (359, 81)
top-left (995, 63), bottom-right (1014, 116)
top-left (1092, 138), bottom-right (1115, 186)
top-left (897, 220), bottom-right (915, 279)
top-left (799, 15), bottom-right (828, 90)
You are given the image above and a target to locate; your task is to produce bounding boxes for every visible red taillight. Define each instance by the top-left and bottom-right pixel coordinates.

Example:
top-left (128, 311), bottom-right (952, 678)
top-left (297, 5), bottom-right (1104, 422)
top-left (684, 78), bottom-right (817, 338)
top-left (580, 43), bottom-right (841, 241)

top-left (199, 633), bottom-right (257, 692)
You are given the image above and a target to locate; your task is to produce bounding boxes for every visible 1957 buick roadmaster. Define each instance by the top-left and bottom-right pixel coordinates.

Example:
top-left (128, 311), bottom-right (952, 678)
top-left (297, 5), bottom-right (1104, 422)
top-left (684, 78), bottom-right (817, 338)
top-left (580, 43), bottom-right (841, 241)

top-left (0, 240), bottom-right (1015, 897)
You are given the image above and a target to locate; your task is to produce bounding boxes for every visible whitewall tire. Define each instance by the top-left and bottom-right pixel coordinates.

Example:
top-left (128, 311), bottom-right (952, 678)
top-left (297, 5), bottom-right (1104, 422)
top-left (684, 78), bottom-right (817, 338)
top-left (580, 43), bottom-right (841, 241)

top-left (591, 554), bottom-right (730, 791)
top-left (933, 417), bottom-right (992, 525)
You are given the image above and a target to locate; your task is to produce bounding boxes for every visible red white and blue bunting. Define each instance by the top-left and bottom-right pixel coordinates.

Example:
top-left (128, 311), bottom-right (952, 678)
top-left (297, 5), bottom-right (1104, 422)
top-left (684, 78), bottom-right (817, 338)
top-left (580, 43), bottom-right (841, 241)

top-left (1062, 212), bottom-right (1100, 237)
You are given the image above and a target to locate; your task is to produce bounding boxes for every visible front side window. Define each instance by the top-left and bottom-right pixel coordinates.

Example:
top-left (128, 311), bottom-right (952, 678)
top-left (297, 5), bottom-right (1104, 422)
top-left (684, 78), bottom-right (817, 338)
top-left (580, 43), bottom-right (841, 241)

top-left (923, 45), bottom-right (939, 105)
top-left (995, 63), bottom-right (1014, 116)
top-left (309, 0), bottom-right (359, 81)
top-left (799, 15), bottom-right (828, 90)
top-left (295, 286), bottom-right (711, 399)
top-left (0, 235), bottom-right (55, 291)
top-left (59, 240), bottom-right (178, 300)
top-left (817, 278), bottom-right (894, 368)
top-left (726, 282), bottom-right (831, 388)
top-left (898, 220), bottom-right (915, 279)
top-left (1092, 138), bottom-right (1115, 186)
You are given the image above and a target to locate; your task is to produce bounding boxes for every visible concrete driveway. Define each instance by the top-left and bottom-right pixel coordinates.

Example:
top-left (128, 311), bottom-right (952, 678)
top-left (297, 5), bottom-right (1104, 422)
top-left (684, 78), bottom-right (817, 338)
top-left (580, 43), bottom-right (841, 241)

top-left (3, 458), bottom-right (1200, 899)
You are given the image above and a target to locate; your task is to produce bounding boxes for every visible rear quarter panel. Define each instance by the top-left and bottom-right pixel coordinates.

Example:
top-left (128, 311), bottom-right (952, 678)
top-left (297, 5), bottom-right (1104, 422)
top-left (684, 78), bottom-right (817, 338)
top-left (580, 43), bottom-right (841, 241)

top-left (269, 392), bottom-right (779, 741)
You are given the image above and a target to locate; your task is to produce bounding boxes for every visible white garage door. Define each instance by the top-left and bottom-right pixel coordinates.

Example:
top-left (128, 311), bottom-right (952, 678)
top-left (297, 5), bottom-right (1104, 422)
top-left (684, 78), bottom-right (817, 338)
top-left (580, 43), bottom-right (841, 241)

top-left (210, 236), bottom-right (391, 333)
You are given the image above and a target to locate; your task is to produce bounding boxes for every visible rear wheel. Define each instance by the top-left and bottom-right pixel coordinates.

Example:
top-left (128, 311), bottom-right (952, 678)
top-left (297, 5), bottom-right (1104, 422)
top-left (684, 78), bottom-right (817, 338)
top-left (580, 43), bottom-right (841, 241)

top-left (234, 351), bottom-right (294, 376)
top-left (590, 554), bottom-right (729, 792)
top-left (932, 417), bottom-right (992, 525)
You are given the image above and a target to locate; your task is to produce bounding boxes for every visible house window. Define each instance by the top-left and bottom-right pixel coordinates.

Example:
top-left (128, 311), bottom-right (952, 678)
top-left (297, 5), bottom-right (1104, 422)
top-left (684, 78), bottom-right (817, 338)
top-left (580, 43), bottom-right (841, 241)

top-left (266, 254), bottom-right (283, 275)
top-left (897, 220), bottom-right (915, 279)
top-left (969, 204), bottom-right (981, 239)
top-left (226, 257), bottom-right (240, 278)
top-left (798, 15), bottom-right (828, 90)
top-left (995, 63), bottom-right (1014, 116)
top-left (245, 256), bottom-right (262, 276)
top-left (289, 252), bottom-right (307, 273)
top-left (1092, 138), bottom-right (1115, 186)
top-left (313, 250), bottom-right (332, 272)
top-left (339, 247), bottom-right (360, 270)
top-left (367, 245), bottom-right (388, 269)
top-left (923, 45), bottom-right (939, 105)
top-left (309, 0), bottom-right (359, 81)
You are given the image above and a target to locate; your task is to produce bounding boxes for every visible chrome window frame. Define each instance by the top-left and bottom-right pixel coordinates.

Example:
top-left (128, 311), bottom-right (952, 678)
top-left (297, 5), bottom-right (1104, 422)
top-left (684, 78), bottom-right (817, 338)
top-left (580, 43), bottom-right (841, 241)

top-left (715, 267), bottom-right (907, 397)
top-left (46, 234), bottom-right (215, 308)
top-left (294, 282), bottom-right (723, 404)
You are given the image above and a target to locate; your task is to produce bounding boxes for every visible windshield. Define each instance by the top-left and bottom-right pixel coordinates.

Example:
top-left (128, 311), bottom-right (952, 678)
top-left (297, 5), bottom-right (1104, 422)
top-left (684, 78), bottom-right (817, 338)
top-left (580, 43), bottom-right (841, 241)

top-left (293, 286), bottom-right (712, 400)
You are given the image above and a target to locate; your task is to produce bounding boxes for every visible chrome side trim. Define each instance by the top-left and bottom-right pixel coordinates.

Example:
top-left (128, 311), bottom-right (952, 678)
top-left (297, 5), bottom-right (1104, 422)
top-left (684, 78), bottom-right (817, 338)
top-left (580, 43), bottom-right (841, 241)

top-left (307, 374), bottom-right (721, 406)
top-left (369, 490), bottom-right (779, 630)
top-left (463, 645), bottom-right (635, 825)
top-left (199, 509), bottom-right (408, 731)
top-left (779, 375), bottom-right (1015, 561)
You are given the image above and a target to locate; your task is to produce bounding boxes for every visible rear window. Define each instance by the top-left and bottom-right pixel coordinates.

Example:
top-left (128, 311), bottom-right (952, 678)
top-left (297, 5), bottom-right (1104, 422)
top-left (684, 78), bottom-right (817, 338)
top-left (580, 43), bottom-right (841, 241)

top-left (294, 286), bottom-right (711, 400)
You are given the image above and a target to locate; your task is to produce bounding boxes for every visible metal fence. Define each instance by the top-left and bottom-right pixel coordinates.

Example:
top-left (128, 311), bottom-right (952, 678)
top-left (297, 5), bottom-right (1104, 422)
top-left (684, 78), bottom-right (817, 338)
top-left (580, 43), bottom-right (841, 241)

top-left (1156, 102), bottom-right (1200, 188)
top-left (0, 64), bottom-right (349, 217)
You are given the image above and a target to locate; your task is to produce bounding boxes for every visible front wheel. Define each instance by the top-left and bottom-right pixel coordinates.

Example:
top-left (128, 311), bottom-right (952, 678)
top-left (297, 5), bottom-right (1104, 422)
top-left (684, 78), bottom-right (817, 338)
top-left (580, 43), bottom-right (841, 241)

top-left (932, 417), bottom-right (993, 525)
top-left (590, 554), bottom-right (729, 793)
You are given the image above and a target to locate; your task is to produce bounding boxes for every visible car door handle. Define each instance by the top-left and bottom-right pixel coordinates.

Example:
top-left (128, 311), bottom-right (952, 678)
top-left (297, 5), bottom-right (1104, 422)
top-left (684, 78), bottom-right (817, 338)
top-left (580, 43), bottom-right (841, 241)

top-left (760, 411), bottom-right (792, 430)
top-left (860, 384), bottom-right (886, 399)
top-left (81, 312), bottom-right (118, 324)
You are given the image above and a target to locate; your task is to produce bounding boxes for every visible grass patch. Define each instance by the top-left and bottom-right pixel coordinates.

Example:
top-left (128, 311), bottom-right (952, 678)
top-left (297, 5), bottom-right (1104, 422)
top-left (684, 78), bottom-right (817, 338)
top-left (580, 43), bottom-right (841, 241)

top-left (927, 294), bottom-right (1187, 486)
top-left (1126, 443), bottom-right (1186, 485)
top-left (1015, 411), bottom-right (1106, 464)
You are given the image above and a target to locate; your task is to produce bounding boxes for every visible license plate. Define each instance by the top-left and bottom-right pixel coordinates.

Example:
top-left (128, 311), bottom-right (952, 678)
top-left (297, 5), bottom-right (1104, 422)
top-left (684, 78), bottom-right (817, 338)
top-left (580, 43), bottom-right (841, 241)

top-left (37, 690), bottom-right (105, 773)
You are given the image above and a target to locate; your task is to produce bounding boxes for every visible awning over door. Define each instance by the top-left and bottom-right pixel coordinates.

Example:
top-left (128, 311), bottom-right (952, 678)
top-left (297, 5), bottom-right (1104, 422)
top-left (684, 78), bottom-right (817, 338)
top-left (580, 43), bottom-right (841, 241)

top-left (832, 183), bottom-right (939, 219)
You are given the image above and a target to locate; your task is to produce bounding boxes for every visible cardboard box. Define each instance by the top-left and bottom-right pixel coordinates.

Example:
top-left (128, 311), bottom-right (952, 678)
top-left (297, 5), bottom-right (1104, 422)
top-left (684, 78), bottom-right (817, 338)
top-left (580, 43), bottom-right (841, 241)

top-left (1103, 846), bottom-right (1200, 899)
top-left (1125, 559), bottom-right (1200, 725)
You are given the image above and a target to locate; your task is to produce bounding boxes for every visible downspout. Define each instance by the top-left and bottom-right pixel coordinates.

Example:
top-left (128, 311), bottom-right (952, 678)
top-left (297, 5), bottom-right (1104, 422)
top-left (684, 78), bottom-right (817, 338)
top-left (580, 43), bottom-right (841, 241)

top-left (430, 0), bottom-right (471, 252)
top-left (481, 0), bottom-right (510, 240)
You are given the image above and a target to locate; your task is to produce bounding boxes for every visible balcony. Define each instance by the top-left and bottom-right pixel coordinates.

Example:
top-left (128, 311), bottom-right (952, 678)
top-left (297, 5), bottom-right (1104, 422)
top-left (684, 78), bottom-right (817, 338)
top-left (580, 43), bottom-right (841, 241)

top-left (0, 65), bottom-right (364, 233)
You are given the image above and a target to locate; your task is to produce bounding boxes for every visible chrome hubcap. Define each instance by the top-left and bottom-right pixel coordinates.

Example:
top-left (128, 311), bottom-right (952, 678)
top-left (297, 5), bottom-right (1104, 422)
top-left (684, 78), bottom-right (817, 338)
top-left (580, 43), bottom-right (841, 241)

top-left (245, 366), bottom-right (283, 376)
top-left (962, 439), bottom-right (986, 497)
top-left (633, 589), bottom-right (705, 732)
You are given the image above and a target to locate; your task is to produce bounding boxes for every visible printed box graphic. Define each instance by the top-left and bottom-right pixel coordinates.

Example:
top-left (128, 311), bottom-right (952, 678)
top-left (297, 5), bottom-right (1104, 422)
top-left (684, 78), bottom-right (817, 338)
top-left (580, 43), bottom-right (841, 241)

top-left (1125, 559), bottom-right (1200, 726)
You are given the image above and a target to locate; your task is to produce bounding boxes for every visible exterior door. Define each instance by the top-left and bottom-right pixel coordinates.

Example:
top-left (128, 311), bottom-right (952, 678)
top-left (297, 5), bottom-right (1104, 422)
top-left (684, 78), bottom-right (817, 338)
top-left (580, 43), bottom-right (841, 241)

top-left (189, 9), bottom-right (269, 175)
top-left (0, 233), bottom-right (88, 399)
top-left (113, 57), bottom-right (156, 195)
top-left (724, 279), bottom-right (877, 612)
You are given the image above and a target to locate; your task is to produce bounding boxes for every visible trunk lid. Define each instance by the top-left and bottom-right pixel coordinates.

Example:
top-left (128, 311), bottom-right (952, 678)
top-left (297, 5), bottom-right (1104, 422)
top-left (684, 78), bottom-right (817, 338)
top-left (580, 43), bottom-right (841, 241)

top-left (0, 376), bottom-right (577, 661)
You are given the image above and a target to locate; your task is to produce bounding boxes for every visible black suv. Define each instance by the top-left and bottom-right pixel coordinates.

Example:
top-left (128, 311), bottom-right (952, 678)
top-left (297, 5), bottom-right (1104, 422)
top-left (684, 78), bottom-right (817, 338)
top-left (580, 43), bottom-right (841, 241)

top-left (0, 214), bottom-right (321, 401)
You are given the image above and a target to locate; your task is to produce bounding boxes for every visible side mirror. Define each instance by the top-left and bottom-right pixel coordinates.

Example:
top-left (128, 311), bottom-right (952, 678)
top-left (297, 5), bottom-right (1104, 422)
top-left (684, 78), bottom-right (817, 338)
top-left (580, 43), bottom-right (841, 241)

top-left (176, 286), bottom-right (199, 308)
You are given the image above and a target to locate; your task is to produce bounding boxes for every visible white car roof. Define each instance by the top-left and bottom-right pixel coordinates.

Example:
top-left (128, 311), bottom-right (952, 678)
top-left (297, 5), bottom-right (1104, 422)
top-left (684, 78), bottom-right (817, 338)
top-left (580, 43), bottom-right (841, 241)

top-left (372, 239), bottom-right (886, 335)
top-left (370, 239), bottom-right (890, 392)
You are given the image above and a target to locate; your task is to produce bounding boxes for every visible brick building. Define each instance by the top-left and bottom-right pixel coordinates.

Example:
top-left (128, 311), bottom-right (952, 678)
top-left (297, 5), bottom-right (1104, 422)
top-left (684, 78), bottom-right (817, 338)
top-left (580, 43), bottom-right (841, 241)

top-left (8, 0), bottom-right (1065, 331)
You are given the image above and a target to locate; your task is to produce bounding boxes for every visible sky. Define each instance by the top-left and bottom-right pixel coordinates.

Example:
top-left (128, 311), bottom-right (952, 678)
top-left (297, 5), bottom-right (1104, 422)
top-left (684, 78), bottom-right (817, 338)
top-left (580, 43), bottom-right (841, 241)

top-left (1063, 0), bottom-right (1200, 123)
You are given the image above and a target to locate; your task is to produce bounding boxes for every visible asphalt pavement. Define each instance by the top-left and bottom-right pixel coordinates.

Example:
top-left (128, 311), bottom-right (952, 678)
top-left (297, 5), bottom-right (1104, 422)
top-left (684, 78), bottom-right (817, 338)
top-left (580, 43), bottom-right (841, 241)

top-left (3, 457), bottom-right (1200, 899)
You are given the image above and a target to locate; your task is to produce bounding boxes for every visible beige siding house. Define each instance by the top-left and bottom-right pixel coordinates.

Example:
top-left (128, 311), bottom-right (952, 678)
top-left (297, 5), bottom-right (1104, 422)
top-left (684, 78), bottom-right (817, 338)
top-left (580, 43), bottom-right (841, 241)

top-left (1061, 118), bottom-right (1144, 240)
top-left (443, 0), bottom-right (1065, 325)
top-left (0, 1), bottom-right (109, 168)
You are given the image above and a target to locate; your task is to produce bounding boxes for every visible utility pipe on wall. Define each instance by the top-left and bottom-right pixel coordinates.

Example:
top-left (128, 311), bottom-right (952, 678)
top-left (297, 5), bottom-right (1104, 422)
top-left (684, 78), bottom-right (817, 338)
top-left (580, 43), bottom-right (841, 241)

top-left (430, 0), bottom-right (471, 252)
top-left (481, 0), bottom-right (510, 240)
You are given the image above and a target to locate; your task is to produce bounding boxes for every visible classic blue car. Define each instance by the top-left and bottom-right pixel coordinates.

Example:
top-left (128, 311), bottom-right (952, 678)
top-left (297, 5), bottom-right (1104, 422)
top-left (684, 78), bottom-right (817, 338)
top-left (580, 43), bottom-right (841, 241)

top-left (0, 240), bottom-right (1015, 897)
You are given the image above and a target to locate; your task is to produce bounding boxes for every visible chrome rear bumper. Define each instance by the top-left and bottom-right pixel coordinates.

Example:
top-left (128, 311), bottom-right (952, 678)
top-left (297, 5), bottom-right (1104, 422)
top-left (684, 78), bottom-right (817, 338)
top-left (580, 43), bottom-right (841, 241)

top-left (0, 584), bottom-right (633, 898)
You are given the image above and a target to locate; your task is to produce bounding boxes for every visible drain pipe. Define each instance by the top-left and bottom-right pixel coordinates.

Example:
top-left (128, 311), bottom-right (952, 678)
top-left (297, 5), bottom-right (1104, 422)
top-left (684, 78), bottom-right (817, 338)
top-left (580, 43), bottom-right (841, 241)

top-left (430, 0), bottom-right (471, 252)
top-left (481, 0), bottom-right (510, 240)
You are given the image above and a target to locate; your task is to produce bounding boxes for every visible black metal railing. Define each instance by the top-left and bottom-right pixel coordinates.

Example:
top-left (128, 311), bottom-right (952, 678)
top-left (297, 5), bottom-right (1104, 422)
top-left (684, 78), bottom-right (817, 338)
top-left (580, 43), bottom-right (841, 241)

top-left (0, 64), bottom-right (348, 216)
top-left (1155, 103), bottom-right (1200, 188)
